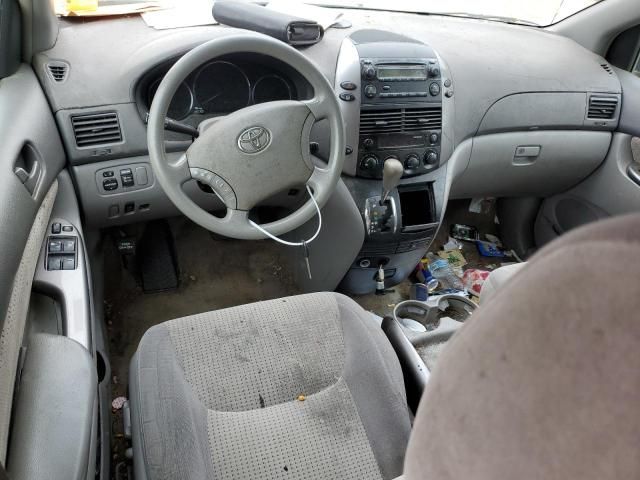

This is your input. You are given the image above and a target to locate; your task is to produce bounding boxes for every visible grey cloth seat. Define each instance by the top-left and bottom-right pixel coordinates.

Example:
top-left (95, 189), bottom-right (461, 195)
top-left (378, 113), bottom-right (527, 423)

top-left (130, 292), bottom-right (412, 480)
top-left (405, 213), bottom-right (640, 479)
top-left (479, 262), bottom-right (526, 304)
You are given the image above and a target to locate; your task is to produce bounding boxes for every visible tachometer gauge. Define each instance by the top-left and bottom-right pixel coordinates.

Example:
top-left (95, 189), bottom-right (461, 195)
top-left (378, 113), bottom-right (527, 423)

top-left (193, 61), bottom-right (251, 114)
top-left (148, 79), bottom-right (193, 120)
top-left (252, 74), bottom-right (293, 104)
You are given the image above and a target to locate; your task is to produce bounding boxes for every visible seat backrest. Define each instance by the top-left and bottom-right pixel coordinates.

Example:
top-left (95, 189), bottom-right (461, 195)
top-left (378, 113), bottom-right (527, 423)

top-left (405, 213), bottom-right (640, 479)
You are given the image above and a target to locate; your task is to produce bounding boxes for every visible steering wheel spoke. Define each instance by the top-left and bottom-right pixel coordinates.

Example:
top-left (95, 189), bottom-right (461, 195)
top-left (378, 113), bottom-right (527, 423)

top-left (168, 153), bottom-right (193, 185)
top-left (302, 94), bottom-right (332, 121)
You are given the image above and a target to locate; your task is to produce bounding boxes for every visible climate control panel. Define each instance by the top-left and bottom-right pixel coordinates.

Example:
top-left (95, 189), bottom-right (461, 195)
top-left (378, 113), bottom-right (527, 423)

top-left (357, 129), bottom-right (442, 179)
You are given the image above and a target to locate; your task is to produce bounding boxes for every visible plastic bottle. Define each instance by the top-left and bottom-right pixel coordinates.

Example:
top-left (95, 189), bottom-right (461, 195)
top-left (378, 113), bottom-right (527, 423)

top-left (426, 252), bottom-right (464, 291)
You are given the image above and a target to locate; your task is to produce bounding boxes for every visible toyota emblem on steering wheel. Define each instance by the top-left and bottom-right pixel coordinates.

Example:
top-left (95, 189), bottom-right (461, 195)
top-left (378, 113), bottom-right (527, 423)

top-left (237, 126), bottom-right (272, 154)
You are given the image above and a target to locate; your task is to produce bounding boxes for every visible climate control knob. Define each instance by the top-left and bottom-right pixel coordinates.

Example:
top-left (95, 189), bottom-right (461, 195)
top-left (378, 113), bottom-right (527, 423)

top-left (360, 154), bottom-right (379, 171)
top-left (424, 149), bottom-right (439, 166)
top-left (405, 154), bottom-right (420, 170)
top-left (363, 138), bottom-right (374, 149)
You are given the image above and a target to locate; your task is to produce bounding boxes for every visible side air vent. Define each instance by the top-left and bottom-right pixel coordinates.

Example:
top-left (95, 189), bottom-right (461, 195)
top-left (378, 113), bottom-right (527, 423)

top-left (71, 111), bottom-right (123, 147)
top-left (360, 106), bottom-right (442, 134)
top-left (587, 95), bottom-right (618, 120)
top-left (46, 61), bottom-right (69, 83)
top-left (600, 63), bottom-right (614, 75)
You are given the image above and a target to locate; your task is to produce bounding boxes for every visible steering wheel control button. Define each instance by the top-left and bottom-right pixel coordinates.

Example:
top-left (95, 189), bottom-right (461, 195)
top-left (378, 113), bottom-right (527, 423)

top-left (237, 126), bottom-right (272, 154)
top-left (102, 178), bottom-right (118, 191)
top-left (340, 81), bottom-right (357, 90)
top-left (429, 82), bottom-right (441, 96)
top-left (339, 92), bottom-right (356, 102)
top-left (190, 168), bottom-right (237, 209)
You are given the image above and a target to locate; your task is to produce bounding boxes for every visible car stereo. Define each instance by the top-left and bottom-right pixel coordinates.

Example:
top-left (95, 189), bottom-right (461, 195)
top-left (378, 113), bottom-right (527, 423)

top-left (356, 58), bottom-right (443, 179)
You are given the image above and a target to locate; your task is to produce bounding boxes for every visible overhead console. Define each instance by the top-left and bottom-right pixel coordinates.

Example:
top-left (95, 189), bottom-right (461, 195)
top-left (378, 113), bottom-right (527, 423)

top-left (335, 30), bottom-right (450, 179)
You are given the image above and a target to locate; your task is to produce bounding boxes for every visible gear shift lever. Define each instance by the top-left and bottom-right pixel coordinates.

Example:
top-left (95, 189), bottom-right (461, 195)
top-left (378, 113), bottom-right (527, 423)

top-left (380, 157), bottom-right (403, 205)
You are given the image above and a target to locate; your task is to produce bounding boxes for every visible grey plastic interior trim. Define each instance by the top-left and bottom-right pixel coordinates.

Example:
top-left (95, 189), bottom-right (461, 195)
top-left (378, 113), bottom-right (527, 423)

top-left (73, 155), bottom-right (224, 229)
top-left (613, 67), bottom-right (640, 137)
top-left (33, 171), bottom-right (93, 350)
top-left (561, 132), bottom-right (640, 216)
top-left (7, 333), bottom-right (97, 480)
top-left (549, 0), bottom-right (640, 56)
top-left (477, 92), bottom-right (619, 135)
top-left (17, 0), bottom-right (59, 61)
top-left (334, 37), bottom-right (361, 176)
top-left (0, 64), bottom-right (65, 331)
top-left (282, 178), bottom-right (364, 292)
top-left (450, 130), bottom-right (611, 198)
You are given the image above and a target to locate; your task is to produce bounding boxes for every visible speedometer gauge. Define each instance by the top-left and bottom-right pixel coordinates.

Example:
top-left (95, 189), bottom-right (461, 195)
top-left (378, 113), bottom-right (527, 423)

top-left (193, 61), bottom-right (251, 114)
top-left (252, 75), bottom-right (292, 104)
top-left (148, 79), bottom-right (193, 120)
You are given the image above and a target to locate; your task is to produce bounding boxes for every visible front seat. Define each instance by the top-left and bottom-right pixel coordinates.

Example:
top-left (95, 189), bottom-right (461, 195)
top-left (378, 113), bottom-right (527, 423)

top-left (130, 292), bottom-right (412, 480)
top-left (131, 213), bottom-right (640, 480)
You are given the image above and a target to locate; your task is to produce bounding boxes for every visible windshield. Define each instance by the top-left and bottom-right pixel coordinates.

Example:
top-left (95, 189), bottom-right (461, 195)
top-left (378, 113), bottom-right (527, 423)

top-left (305, 0), bottom-right (604, 27)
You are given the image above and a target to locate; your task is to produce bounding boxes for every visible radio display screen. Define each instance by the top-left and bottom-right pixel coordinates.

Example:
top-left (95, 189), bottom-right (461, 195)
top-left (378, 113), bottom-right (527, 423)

top-left (378, 134), bottom-right (425, 149)
top-left (378, 65), bottom-right (427, 80)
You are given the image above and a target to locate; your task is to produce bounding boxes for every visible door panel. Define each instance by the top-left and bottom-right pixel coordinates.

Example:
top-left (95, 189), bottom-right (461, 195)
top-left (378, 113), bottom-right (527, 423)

top-left (0, 64), bottom-right (65, 460)
top-left (0, 64), bottom-right (65, 327)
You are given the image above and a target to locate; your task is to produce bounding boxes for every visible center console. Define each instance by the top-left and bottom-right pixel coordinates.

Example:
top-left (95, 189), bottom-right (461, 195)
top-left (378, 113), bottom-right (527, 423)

top-left (335, 30), bottom-right (453, 295)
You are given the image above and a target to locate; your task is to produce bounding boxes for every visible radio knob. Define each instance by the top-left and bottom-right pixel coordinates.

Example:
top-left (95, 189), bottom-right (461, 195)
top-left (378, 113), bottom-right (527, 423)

top-left (429, 82), bottom-right (441, 96)
top-left (428, 64), bottom-right (440, 77)
top-left (405, 154), bottom-right (420, 170)
top-left (424, 150), bottom-right (439, 165)
top-left (360, 155), bottom-right (379, 171)
top-left (363, 138), bottom-right (374, 149)
top-left (429, 132), bottom-right (439, 144)
top-left (364, 84), bottom-right (377, 98)
top-left (364, 66), bottom-right (376, 80)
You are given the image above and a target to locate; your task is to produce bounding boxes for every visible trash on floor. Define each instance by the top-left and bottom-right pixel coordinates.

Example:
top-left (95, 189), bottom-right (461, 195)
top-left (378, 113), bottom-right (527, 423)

top-left (462, 268), bottom-right (491, 296)
top-left (426, 252), bottom-right (465, 291)
top-left (450, 223), bottom-right (479, 242)
top-left (443, 236), bottom-right (463, 251)
top-left (476, 239), bottom-right (506, 257)
top-left (468, 197), bottom-right (495, 215)
top-left (111, 396), bottom-right (128, 411)
top-left (437, 249), bottom-right (467, 269)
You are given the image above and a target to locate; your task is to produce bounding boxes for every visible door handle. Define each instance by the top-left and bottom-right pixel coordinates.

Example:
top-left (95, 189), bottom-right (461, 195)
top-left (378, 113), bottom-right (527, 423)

top-left (628, 163), bottom-right (640, 187)
top-left (14, 143), bottom-right (43, 195)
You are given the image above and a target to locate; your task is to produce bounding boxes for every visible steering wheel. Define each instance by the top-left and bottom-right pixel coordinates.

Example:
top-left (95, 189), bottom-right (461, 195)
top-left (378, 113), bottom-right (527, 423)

top-left (147, 34), bottom-right (345, 240)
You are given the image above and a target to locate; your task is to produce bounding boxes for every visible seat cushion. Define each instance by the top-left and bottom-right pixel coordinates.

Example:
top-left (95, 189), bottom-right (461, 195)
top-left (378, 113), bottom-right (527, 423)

top-left (479, 262), bottom-right (526, 304)
top-left (130, 292), bottom-right (411, 480)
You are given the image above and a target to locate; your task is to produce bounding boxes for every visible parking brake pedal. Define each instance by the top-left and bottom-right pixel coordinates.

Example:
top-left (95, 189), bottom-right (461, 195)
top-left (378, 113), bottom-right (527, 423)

top-left (138, 220), bottom-right (179, 293)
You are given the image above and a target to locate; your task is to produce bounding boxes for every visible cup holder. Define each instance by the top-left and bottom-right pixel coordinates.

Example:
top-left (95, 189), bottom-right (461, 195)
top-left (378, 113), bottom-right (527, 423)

top-left (393, 295), bottom-right (476, 334)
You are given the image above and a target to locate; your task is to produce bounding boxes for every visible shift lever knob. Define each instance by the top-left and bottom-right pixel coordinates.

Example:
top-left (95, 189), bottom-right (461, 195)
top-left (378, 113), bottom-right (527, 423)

top-left (381, 157), bottom-right (403, 204)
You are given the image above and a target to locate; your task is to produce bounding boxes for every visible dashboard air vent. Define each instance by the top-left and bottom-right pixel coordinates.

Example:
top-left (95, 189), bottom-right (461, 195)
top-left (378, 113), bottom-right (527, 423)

top-left (587, 95), bottom-right (618, 120)
top-left (71, 111), bottom-right (122, 147)
top-left (600, 63), bottom-right (613, 75)
top-left (46, 61), bottom-right (69, 83)
top-left (360, 106), bottom-right (442, 134)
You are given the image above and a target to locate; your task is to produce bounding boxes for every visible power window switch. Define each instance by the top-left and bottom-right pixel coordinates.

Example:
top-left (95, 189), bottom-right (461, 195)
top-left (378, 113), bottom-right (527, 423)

top-left (62, 257), bottom-right (76, 270)
top-left (51, 223), bottom-right (61, 234)
top-left (62, 239), bottom-right (76, 253)
top-left (47, 257), bottom-right (62, 270)
top-left (48, 239), bottom-right (63, 253)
